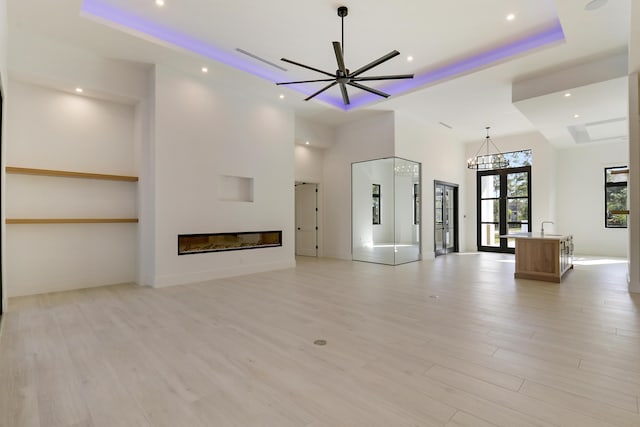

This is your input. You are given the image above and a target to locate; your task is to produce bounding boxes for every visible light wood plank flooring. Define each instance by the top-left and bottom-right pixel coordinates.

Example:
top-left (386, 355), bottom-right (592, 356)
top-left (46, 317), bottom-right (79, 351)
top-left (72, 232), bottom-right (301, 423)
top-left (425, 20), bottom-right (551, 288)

top-left (1, 253), bottom-right (639, 426)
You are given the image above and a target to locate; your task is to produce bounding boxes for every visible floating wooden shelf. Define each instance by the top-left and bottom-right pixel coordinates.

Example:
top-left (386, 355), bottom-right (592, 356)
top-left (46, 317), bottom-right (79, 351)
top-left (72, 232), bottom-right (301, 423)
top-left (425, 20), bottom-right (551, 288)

top-left (6, 218), bottom-right (139, 224)
top-left (610, 210), bottom-right (630, 215)
top-left (6, 166), bottom-right (138, 182)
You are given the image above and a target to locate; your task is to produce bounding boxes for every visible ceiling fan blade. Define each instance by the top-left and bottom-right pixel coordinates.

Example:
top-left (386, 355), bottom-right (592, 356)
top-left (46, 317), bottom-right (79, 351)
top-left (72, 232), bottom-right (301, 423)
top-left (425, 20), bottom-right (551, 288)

top-left (276, 78), bottom-right (336, 85)
top-left (347, 82), bottom-right (390, 98)
top-left (339, 83), bottom-right (350, 105)
top-left (281, 58), bottom-right (336, 78)
top-left (304, 81), bottom-right (338, 101)
top-left (332, 42), bottom-right (348, 76)
top-left (351, 74), bottom-right (414, 81)
top-left (350, 50), bottom-right (401, 78)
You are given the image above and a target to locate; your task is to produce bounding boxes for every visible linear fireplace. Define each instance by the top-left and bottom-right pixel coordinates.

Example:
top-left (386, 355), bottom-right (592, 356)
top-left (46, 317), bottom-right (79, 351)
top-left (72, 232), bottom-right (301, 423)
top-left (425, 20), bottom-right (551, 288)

top-left (178, 230), bottom-right (282, 255)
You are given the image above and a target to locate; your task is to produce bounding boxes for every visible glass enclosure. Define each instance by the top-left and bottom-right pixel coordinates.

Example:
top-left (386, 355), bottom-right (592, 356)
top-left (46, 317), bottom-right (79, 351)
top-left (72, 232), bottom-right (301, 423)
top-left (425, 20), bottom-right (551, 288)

top-left (352, 157), bottom-right (421, 265)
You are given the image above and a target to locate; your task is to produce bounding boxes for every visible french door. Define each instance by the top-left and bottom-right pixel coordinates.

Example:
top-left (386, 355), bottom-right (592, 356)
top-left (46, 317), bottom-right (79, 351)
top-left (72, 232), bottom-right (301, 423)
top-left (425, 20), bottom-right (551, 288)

top-left (434, 181), bottom-right (458, 256)
top-left (477, 166), bottom-right (531, 253)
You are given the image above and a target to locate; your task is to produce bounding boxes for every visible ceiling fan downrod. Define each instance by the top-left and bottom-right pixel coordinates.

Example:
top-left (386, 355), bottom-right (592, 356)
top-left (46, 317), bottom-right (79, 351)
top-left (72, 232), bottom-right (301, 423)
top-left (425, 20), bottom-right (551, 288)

top-left (338, 6), bottom-right (347, 57)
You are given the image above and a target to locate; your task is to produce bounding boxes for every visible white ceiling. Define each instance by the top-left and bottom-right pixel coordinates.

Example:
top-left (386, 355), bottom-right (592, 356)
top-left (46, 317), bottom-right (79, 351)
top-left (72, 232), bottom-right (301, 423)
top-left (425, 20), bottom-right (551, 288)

top-left (6, 0), bottom-right (635, 146)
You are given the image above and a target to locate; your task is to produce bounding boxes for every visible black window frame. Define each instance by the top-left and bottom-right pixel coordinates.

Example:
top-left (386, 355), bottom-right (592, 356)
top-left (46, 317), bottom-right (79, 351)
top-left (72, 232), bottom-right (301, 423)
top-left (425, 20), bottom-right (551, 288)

top-left (604, 166), bottom-right (628, 229)
top-left (372, 184), bottom-right (381, 225)
top-left (477, 166), bottom-right (531, 254)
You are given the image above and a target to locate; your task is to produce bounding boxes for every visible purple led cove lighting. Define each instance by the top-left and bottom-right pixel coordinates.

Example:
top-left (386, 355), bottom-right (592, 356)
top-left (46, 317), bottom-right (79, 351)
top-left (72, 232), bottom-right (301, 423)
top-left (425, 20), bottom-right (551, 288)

top-left (343, 20), bottom-right (566, 110)
top-left (82, 1), bottom-right (565, 111)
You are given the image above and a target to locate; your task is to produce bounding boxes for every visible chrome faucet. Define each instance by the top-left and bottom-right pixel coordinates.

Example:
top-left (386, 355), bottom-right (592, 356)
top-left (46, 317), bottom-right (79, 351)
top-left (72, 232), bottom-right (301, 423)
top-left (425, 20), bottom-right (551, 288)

top-left (541, 221), bottom-right (554, 235)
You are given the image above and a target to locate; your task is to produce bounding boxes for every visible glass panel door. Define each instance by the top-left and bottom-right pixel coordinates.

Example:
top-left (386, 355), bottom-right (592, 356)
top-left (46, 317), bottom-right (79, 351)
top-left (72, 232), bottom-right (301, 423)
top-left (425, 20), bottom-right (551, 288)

top-left (434, 181), bottom-right (458, 256)
top-left (478, 174), bottom-right (500, 248)
top-left (506, 171), bottom-right (530, 248)
top-left (477, 166), bottom-right (531, 253)
top-left (445, 186), bottom-right (456, 253)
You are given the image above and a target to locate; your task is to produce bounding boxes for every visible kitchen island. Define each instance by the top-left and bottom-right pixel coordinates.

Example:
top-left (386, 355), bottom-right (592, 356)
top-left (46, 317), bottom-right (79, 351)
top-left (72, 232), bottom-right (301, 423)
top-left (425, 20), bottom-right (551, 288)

top-left (505, 233), bottom-right (574, 283)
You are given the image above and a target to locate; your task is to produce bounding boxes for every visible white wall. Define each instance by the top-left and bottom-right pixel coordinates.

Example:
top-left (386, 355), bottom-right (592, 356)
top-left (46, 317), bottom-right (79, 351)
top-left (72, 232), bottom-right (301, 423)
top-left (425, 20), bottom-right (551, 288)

top-left (1, 0), bottom-right (8, 312)
top-left (5, 81), bottom-right (137, 296)
top-left (151, 65), bottom-right (295, 286)
top-left (7, 81), bottom-right (136, 173)
top-left (627, 2), bottom-right (640, 292)
top-left (8, 32), bottom-right (148, 104)
top-left (0, 0), bottom-right (6, 91)
top-left (294, 144), bottom-right (324, 183)
top-left (556, 141), bottom-right (628, 257)
top-left (295, 117), bottom-right (335, 149)
top-left (322, 112), bottom-right (395, 259)
top-left (136, 67), bottom-right (156, 287)
top-left (294, 144), bottom-right (325, 256)
top-left (464, 131), bottom-right (556, 252)
top-left (394, 112), bottom-right (465, 258)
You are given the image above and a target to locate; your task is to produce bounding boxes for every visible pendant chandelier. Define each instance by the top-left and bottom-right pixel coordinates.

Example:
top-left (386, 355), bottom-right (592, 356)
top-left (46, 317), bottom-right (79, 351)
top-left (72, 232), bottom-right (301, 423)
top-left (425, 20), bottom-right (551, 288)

top-left (467, 127), bottom-right (509, 170)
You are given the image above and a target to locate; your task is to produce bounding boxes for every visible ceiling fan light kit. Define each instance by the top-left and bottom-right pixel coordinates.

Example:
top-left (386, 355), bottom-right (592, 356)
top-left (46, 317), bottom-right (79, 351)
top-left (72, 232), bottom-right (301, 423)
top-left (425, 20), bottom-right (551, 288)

top-left (276, 6), bottom-right (414, 105)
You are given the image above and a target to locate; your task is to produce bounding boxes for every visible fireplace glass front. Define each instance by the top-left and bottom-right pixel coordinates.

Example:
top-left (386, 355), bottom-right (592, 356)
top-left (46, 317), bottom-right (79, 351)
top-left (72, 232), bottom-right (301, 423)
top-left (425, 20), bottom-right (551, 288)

top-left (178, 231), bottom-right (282, 255)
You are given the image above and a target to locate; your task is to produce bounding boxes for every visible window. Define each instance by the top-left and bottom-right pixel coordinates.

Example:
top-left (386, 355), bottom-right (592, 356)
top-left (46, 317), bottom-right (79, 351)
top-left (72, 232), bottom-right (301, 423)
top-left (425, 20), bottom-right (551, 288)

top-left (605, 166), bottom-right (628, 228)
top-left (372, 184), bottom-right (381, 224)
top-left (413, 183), bottom-right (420, 225)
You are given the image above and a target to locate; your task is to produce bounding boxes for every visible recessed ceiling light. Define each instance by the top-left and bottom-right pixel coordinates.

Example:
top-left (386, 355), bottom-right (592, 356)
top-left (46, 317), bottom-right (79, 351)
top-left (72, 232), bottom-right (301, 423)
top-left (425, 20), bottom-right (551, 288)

top-left (407, 55), bottom-right (414, 62)
top-left (75, 87), bottom-right (83, 93)
top-left (574, 114), bottom-right (580, 118)
top-left (506, 13), bottom-right (515, 21)
top-left (305, 141), bottom-right (310, 145)
top-left (279, 94), bottom-right (285, 99)
top-left (564, 92), bottom-right (571, 97)
top-left (201, 67), bottom-right (208, 73)
top-left (584, 0), bottom-right (608, 11)
top-left (156, 0), bottom-right (165, 6)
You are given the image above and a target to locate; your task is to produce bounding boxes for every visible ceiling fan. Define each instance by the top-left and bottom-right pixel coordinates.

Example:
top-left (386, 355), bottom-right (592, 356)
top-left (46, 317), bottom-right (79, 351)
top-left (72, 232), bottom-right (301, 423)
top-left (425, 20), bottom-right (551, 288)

top-left (276, 6), bottom-right (414, 105)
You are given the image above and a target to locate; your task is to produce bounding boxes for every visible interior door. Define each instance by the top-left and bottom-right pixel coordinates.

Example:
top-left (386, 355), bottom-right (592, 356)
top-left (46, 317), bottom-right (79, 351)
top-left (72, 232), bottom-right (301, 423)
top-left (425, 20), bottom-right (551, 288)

top-left (477, 166), bottom-right (531, 253)
top-left (295, 183), bottom-right (318, 256)
top-left (434, 181), bottom-right (458, 256)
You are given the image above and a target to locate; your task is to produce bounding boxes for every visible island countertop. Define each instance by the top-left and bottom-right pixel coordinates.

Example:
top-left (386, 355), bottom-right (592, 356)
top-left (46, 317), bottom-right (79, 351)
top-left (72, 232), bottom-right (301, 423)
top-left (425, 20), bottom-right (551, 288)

top-left (500, 232), bottom-right (572, 240)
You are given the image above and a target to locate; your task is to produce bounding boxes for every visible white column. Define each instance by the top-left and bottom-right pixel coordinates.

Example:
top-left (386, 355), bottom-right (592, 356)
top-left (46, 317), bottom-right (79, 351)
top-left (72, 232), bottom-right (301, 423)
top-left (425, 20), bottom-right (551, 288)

top-left (629, 73), bottom-right (640, 293)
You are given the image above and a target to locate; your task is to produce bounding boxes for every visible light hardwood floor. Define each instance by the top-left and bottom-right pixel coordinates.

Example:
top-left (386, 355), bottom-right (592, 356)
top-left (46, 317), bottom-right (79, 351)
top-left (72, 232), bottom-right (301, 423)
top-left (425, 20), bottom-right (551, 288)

top-left (1, 253), bottom-right (639, 427)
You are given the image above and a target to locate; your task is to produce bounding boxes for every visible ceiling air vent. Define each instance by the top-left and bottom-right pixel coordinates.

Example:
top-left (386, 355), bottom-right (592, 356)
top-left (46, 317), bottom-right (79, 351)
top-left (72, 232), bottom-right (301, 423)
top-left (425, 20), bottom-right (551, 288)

top-left (235, 48), bottom-right (287, 72)
top-left (568, 117), bottom-right (627, 144)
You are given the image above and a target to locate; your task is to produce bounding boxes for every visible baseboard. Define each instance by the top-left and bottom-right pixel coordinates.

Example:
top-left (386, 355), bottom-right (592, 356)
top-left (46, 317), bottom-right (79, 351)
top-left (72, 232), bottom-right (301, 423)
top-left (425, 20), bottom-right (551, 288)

top-left (423, 251), bottom-right (436, 260)
top-left (7, 281), bottom-right (135, 298)
top-left (628, 274), bottom-right (640, 294)
top-left (153, 259), bottom-right (297, 288)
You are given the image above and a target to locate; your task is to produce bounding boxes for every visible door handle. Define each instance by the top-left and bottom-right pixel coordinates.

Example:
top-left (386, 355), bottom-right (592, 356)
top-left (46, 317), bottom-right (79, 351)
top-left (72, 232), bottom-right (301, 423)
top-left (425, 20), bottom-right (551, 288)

top-left (297, 227), bottom-right (301, 230)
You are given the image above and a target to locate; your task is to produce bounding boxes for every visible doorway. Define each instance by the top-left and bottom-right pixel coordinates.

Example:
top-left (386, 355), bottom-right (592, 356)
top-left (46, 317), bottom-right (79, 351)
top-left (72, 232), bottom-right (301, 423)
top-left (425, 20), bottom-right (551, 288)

top-left (477, 166), bottom-right (531, 253)
top-left (434, 181), bottom-right (458, 256)
top-left (295, 183), bottom-right (318, 256)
